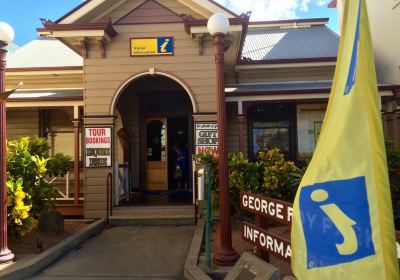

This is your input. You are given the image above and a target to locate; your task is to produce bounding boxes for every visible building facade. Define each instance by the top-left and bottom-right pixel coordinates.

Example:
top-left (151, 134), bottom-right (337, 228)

top-left (5, 0), bottom-right (399, 218)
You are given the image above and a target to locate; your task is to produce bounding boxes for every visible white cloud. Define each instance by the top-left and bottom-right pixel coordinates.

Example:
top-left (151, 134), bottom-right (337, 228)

top-left (215, 0), bottom-right (328, 21)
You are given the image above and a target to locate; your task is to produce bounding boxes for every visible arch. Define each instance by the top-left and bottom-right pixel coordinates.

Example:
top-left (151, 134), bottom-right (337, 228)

top-left (110, 70), bottom-right (198, 115)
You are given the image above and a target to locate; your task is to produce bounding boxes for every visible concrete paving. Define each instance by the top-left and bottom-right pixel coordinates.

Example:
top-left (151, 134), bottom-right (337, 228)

top-left (28, 225), bottom-right (195, 280)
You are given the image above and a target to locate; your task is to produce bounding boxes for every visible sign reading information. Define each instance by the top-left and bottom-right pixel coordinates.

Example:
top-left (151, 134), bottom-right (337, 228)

top-left (85, 127), bottom-right (112, 168)
top-left (195, 122), bottom-right (218, 156)
top-left (130, 37), bottom-right (174, 56)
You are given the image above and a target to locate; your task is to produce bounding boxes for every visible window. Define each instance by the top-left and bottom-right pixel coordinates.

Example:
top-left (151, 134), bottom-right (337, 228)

top-left (248, 103), bottom-right (295, 160)
top-left (296, 104), bottom-right (326, 160)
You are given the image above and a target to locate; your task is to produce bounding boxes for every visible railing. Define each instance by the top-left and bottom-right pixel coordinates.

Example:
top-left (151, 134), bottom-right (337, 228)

top-left (43, 169), bottom-right (84, 201)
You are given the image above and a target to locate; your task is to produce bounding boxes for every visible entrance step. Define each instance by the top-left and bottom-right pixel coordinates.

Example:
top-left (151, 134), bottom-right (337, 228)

top-left (109, 205), bottom-right (196, 226)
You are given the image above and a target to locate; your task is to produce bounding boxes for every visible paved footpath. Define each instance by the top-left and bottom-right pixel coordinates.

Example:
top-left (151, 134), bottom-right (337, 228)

top-left (29, 225), bottom-right (195, 280)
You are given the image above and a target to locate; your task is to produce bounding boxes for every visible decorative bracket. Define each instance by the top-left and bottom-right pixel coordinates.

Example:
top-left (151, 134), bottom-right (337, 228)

top-left (80, 38), bottom-right (89, 59)
top-left (98, 39), bottom-right (106, 59)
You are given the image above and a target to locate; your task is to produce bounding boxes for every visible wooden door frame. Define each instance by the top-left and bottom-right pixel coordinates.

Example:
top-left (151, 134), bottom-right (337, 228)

top-left (139, 112), bottom-right (193, 189)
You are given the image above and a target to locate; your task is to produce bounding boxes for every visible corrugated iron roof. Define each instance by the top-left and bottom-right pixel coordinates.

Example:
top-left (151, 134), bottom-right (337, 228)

top-left (241, 25), bottom-right (339, 61)
top-left (6, 42), bottom-right (20, 56)
top-left (7, 37), bottom-right (83, 69)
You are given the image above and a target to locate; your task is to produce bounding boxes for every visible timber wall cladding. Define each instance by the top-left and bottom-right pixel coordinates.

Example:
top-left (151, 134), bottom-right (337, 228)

top-left (7, 110), bottom-right (39, 140)
top-left (84, 23), bottom-right (217, 115)
top-left (6, 74), bottom-right (83, 91)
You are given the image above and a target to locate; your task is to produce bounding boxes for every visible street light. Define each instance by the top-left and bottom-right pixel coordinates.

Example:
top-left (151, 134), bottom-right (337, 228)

top-left (0, 21), bottom-right (15, 264)
top-left (207, 13), bottom-right (239, 266)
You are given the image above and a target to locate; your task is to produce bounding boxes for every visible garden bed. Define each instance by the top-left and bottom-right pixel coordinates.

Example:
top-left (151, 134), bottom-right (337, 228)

top-left (9, 220), bottom-right (90, 256)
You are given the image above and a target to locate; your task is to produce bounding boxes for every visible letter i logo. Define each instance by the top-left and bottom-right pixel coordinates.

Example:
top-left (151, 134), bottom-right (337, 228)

top-left (160, 38), bottom-right (170, 53)
top-left (299, 177), bottom-right (375, 268)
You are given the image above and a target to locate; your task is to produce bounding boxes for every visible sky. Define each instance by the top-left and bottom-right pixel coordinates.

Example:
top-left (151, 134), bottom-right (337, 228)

top-left (0, 0), bottom-right (338, 47)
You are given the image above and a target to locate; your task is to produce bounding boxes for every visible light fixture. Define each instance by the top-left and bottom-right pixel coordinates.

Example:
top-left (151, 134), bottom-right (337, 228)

top-left (207, 13), bottom-right (230, 36)
top-left (0, 22), bottom-right (15, 43)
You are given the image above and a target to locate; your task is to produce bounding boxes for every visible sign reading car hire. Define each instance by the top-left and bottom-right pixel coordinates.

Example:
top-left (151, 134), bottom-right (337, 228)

top-left (195, 122), bottom-right (218, 156)
top-left (130, 37), bottom-right (174, 56)
top-left (85, 127), bottom-right (112, 168)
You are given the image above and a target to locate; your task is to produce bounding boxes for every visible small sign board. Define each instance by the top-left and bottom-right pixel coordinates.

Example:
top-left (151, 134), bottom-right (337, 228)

top-left (85, 127), bottom-right (112, 168)
top-left (130, 37), bottom-right (174, 56)
top-left (195, 122), bottom-right (218, 156)
top-left (242, 222), bottom-right (292, 262)
top-left (240, 193), bottom-right (293, 225)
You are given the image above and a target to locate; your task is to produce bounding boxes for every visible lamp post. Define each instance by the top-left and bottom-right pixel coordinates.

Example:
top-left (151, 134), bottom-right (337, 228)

top-left (0, 21), bottom-right (15, 264)
top-left (207, 13), bottom-right (239, 266)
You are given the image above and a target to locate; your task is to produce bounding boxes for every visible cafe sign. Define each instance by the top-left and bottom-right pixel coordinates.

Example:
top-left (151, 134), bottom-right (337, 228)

top-left (85, 127), bottom-right (112, 168)
top-left (195, 122), bottom-right (218, 156)
top-left (130, 37), bottom-right (174, 56)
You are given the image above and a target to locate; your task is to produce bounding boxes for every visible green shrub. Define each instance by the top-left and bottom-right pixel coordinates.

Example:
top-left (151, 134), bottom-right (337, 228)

top-left (7, 137), bottom-right (71, 221)
top-left (6, 178), bottom-right (34, 239)
top-left (385, 141), bottom-right (400, 229)
top-left (196, 148), bottom-right (302, 217)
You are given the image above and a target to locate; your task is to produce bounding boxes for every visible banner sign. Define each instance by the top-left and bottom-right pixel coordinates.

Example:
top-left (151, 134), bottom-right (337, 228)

top-left (240, 193), bottom-right (293, 225)
top-left (195, 122), bottom-right (218, 156)
top-left (242, 222), bottom-right (291, 262)
top-left (85, 127), bottom-right (112, 168)
top-left (130, 37), bottom-right (174, 56)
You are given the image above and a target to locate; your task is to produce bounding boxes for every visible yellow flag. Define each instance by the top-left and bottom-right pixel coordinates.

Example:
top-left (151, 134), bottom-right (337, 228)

top-left (290, 0), bottom-right (399, 279)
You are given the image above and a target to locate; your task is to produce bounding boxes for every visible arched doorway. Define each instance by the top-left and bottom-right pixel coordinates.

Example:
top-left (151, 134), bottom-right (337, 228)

top-left (113, 74), bottom-right (195, 206)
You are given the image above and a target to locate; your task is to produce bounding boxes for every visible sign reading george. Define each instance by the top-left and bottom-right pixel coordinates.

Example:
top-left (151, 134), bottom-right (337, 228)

top-left (240, 193), bottom-right (293, 225)
top-left (195, 122), bottom-right (218, 156)
top-left (130, 37), bottom-right (174, 56)
top-left (85, 127), bottom-right (112, 168)
top-left (242, 221), bottom-right (291, 262)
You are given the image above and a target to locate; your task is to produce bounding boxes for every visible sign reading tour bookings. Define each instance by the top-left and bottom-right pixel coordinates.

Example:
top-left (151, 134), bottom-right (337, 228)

top-left (130, 37), bottom-right (174, 56)
top-left (85, 127), bottom-right (112, 168)
top-left (195, 123), bottom-right (218, 156)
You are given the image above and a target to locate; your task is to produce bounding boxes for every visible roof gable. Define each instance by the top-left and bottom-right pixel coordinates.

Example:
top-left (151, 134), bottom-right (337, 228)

top-left (57, 0), bottom-right (237, 24)
top-left (115, 0), bottom-right (182, 25)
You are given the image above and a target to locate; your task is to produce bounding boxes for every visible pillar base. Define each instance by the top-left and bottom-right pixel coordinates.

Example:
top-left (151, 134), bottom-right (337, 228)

top-left (213, 247), bottom-right (239, 266)
top-left (0, 249), bottom-right (15, 264)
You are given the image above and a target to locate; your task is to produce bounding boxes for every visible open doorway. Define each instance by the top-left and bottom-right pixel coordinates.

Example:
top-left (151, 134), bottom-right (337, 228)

top-left (115, 75), bottom-right (194, 206)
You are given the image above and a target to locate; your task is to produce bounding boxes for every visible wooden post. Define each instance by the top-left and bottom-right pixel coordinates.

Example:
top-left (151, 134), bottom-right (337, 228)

top-left (0, 41), bottom-right (14, 263)
top-left (73, 119), bottom-right (80, 205)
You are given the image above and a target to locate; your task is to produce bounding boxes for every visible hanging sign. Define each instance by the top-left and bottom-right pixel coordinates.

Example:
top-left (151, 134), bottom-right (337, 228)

top-left (130, 37), bottom-right (174, 56)
top-left (85, 127), bottom-right (112, 168)
top-left (195, 122), bottom-right (218, 156)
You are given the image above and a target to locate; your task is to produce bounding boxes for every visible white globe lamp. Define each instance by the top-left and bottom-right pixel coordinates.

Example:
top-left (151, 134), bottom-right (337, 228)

top-left (0, 22), bottom-right (14, 43)
top-left (207, 13), bottom-right (230, 36)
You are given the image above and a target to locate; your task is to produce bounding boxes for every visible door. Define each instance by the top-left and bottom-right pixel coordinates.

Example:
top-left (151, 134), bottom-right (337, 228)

top-left (145, 117), bottom-right (168, 190)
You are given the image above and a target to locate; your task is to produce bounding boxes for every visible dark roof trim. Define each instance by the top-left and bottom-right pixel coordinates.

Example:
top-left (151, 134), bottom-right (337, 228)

top-left (236, 12), bottom-right (251, 65)
top-left (207, 0), bottom-right (239, 17)
top-left (249, 18), bottom-right (329, 26)
top-left (7, 66), bottom-right (83, 72)
top-left (38, 18), bottom-right (118, 38)
top-left (328, 0), bottom-right (337, 8)
top-left (225, 85), bottom-right (400, 97)
top-left (55, 0), bottom-right (93, 23)
top-left (237, 57), bottom-right (338, 65)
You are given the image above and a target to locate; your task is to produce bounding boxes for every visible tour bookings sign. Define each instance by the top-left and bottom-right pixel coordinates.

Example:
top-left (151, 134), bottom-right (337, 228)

top-left (85, 127), bottom-right (112, 168)
top-left (195, 122), bottom-right (218, 156)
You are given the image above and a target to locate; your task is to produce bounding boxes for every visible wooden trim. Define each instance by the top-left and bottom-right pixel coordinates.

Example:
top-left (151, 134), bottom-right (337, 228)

top-left (328, 0), bottom-right (337, 8)
top-left (237, 57), bottom-right (338, 65)
top-left (114, 0), bottom-right (183, 25)
top-left (206, 0), bottom-right (240, 17)
top-left (39, 20), bottom-right (118, 38)
top-left (183, 17), bottom-right (247, 33)
top-left (55, 0), bottom-right (93, 23)
top-left (9, 97), bottom-right (83, 102)
top-left (236, 13), bottom-right (251, 65)
top-left (7, 66), bottom-right (83, 72)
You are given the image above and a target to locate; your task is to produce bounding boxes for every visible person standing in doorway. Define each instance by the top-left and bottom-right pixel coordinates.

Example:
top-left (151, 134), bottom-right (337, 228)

top-left (175, 143), bottom-right (188, 190)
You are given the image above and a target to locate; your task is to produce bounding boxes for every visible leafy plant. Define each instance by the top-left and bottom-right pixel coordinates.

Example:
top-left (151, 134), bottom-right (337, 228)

top-left (6, 178), bottom-right (34, 239)
top-left (7, 137), bottom-right (70, 220)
